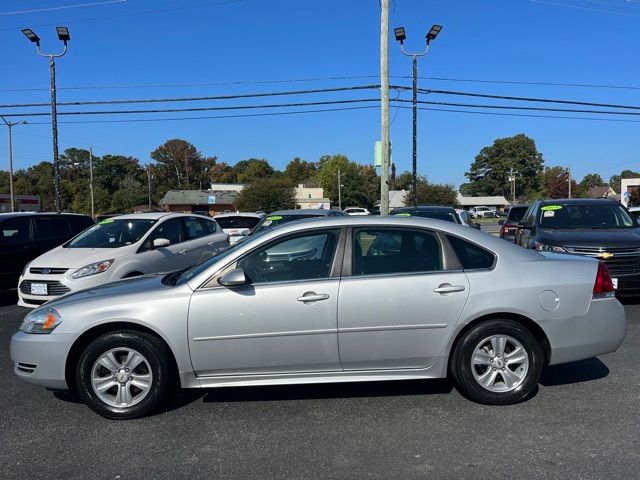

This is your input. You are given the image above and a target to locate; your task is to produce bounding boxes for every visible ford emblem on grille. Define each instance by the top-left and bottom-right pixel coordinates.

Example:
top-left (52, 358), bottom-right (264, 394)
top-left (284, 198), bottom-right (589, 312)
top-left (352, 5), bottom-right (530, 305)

top-left (41, 268), bottom-right (51, 274)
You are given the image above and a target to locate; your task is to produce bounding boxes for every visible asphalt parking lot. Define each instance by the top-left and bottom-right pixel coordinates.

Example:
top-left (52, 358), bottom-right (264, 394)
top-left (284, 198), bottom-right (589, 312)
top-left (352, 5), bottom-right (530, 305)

top-left (0, 291), bottom-right (639, 480)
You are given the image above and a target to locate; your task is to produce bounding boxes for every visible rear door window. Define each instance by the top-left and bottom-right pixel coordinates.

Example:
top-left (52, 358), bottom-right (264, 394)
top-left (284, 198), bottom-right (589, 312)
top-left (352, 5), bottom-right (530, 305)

top-left (182, 217), bottom-right (209, 241)
top-left (34, 216), bottom-right (71, 240)
top-left (352, 228), bottom-right (442, 276)
top-left (447, 236), bottom-right (495, 270)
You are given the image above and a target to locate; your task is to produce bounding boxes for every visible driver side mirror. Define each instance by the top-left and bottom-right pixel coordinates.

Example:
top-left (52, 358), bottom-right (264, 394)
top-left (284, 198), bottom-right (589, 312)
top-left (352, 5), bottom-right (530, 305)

top-left (218, 267), bottom-right (247, 287)
top-left (153, 238), bottom-right (170, 248)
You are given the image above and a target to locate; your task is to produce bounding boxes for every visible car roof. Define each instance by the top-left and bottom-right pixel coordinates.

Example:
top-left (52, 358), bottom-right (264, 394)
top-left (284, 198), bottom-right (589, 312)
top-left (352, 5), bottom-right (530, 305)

top-left (508, 204), bottom-right (530, 209)
top-left (214, 212), bottom-right (265, 218)
top-left (0, 211), bottom-right (91, 219)
top-left (106, 212), bottom-right (202, 221)
top-left (268, 209), bottom-right (336, 216)
top-left (394, 206), bottom-right (456, 212)
top-left (538, 198), bottom-right (618, 206)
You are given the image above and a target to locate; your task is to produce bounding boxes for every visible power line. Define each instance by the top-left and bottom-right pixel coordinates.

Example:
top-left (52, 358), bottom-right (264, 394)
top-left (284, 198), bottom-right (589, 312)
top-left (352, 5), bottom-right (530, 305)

top-left (0, 85), bottom-right (388, 109)
top-left (413, 76), bottom-right (640, 91)
top-left (419, 88), bottom-right (640, 110)
top-left (0, 98), bottom-right (380, 118)
top-left (22, 105), bottom-right (380, 125)
top-left (0, 0), bottom-right (126, 16)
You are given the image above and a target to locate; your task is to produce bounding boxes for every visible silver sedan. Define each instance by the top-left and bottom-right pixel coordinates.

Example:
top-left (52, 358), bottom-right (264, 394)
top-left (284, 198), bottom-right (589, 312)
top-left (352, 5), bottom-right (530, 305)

top-left (11, 217), bottom-right (626, 419)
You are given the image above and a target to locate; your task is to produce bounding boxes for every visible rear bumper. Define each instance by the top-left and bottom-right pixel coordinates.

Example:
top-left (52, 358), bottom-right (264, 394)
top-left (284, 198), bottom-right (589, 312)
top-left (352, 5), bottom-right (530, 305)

top-left (10, 331), bottom-right (76, 390)
top-left (545, 296), bottom-right (626, 365)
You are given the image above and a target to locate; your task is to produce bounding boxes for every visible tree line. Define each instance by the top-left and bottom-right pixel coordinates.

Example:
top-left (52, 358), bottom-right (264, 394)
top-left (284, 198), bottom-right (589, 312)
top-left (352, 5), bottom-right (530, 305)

top-left (460, 133), bottom-right (629, 202)
top-left (0, 138), bottom-right (458, 214)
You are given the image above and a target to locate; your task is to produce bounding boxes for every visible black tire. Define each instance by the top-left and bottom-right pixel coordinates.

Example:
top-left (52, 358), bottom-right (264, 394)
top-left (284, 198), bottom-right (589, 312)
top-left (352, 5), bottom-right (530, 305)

top-left (450, 319), bottom-right (544, 405)
top-left (76, 330), bottom-right (172, 419)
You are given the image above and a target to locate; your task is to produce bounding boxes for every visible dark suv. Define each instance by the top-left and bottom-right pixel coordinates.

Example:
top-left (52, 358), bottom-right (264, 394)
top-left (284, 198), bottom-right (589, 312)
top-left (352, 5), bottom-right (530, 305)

top-left (0, 212), bottom-right (94, 292)
top-left (499, 204), bottom-right (530, 243)
top-left (516, 198), bottom-right (640, 292)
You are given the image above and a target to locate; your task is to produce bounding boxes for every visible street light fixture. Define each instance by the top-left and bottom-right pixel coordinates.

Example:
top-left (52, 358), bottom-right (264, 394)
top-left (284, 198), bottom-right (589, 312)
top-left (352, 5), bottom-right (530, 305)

top-left (394, 24), bottom-right (443, 206)
top-left (21, 26), bottom-right (70, 213)
top-left (0, 116), bottom-right (27, 212)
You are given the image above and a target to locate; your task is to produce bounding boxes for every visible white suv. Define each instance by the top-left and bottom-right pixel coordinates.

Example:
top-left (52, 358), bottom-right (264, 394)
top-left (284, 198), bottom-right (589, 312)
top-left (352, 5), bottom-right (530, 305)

top-left (469, 206), bottom-right (496, 219)
top-left (343, 207), bottom-right (371, 216)
top-left (18, 213), bottom-right (228, 307)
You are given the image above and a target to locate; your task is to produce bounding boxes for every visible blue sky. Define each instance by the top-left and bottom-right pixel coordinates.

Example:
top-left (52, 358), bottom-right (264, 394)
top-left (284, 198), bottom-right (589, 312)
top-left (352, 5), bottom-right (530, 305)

top-left (1, 0), bottom-right (639, 187)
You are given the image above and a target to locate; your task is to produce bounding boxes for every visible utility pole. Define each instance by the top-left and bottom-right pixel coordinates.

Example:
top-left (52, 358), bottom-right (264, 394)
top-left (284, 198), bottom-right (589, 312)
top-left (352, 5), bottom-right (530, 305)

top-left (507, 168), bottom-right (516, 204)
top-left (22, 27), bottom-right (70, 213)
top-left (380, 0), bottom-right (390, 216)
top-left (567, 166), bottom-right (572, 199)
top-left (338, 168), bottom-right (342, 210)
top-left (89, 147), bottom-right (94, 219)
top-left (394, 25), bottom-right (442, 206)
top-left (147, 165), bottom-right (153, 212)
top-left (0, 116), bottom-right (27, 212)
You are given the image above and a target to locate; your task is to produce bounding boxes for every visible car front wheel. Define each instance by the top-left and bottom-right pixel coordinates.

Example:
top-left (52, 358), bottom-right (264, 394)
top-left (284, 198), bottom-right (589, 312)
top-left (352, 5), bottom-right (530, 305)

top-left (76, 330), bottom-right (172, 419)
top-left (450, 319), bottom-right (544, 405)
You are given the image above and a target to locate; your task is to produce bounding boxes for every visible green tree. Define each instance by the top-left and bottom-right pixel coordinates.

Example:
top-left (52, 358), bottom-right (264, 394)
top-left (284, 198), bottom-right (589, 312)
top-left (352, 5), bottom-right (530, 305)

top-left (393, 171), bottom-right (413, 191)
top-left (234, 159), bottom-right (275, 183)
top-left (609, 170), bottom-right (640, 193)
top-left (403, 177), bottom-right (459, 206)
top-left (210, 162), bottom-right (236, 183)
top-left (284, 157), bottom-right (316, 185)
top-left (461, 134), bottom-right (544, 198)
top-left (236, 176), bottom-right (296, 212)
top-left (579, 173), bottom-right (605, 189)
top-left (150, 139), bottom-right (203, 189)
top-left (316, 154), bottom-right (379, 208)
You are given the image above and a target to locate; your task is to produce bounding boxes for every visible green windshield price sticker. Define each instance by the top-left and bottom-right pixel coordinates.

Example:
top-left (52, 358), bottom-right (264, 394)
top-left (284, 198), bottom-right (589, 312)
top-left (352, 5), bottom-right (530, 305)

top-left (266, 215), bottom-right (283, 221)
top-left (541, 205), bottom-right (563, 211)
top-left (98, 218), bottom-right (114, 225)
top-left (396, 213), bottom-right (412, 216)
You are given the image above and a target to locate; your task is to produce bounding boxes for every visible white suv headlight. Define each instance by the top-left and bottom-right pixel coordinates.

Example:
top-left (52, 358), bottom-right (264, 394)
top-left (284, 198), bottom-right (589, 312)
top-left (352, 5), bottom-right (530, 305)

top-left (71, 259), bottom-right (114, 279)
top-left (20, 308), bottom-right (62, 334)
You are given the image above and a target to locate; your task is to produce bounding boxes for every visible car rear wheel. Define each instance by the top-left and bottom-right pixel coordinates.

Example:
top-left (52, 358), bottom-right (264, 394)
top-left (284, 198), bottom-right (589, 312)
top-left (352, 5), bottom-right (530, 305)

top-left (450, 319), bottom-right (544, 405)
top-left (76, 330), bottom-right (171, 419)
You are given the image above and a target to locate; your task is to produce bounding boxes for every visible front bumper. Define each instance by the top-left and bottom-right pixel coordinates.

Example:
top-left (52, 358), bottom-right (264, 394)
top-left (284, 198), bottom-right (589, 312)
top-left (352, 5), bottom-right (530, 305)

top-left (545, 296), bottom-right (626, 365)
top-left (10, 331), bottom-right (76, 390)
top-left (17, 272), bottom-right (110, 308)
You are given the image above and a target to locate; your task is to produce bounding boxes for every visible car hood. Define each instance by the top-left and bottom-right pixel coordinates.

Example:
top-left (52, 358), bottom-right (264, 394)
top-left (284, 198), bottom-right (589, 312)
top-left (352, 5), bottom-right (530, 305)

top-left (538, 228), bottom-right (640, 248)
top-left (46, 274), bottom-right (168, 309)
top-left (29, 245), bottom-right (135, 269)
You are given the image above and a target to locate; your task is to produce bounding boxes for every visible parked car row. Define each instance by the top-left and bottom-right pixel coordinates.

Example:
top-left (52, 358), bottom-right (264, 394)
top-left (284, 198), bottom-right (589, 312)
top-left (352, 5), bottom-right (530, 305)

top-left (500, 198), bottom-right (640, 294)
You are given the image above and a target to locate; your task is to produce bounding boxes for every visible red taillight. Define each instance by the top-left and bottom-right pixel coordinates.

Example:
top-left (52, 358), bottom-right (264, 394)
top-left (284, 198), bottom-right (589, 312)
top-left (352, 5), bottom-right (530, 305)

top-left (593, 262), bottom-right (614, 295)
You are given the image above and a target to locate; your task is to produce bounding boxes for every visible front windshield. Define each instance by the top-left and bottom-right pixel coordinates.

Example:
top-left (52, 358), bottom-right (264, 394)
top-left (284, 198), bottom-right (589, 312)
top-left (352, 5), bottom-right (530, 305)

top-left (538, 204), bottom-right (636, 229)
top-left (252, 214), bottom-right (320, 234)
top-left (66, 219), bottom-right (156, 248)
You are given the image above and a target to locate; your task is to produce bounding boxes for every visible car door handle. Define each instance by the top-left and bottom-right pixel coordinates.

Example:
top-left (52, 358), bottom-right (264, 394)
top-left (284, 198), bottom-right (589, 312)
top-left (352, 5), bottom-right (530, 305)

top-left (297, 292), bottom-right (330, 303)
top-left (178, 249), bottom-right (187, 255)
top-left (207, 241), bottom-right (216, 246)
top-left (433, 284), bottom-right (466, 294)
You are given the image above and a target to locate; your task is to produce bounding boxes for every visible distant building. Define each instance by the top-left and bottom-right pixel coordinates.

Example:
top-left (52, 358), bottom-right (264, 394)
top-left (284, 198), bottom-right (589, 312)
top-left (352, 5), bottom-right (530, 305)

top-left (389, 190), bottom-right (407, 209)
top-left (587, 186), bottom-right (617, 199)
top-left (456, 194), bottom-right (510, 211)
top-left (132, 204), bottom-right (163, 213)
top-left (294, 184), bottom-right (330, 209)
top-left (159, 190), bottom-right (238, 216)
top-left (0, 194), bottom-right (41, 213)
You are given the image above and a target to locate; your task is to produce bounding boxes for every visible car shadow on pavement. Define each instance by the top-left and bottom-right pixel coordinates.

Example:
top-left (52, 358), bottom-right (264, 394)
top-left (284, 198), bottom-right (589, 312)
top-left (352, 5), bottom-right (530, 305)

top-left (539, 357), bottom-right (609, 387)
top-left (201, 379), bottom-right (454, 403)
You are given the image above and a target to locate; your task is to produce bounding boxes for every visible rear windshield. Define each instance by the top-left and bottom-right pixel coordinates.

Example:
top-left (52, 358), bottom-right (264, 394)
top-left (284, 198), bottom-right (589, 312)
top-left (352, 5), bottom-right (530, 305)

top-left (65, 219), bottom-right (156, 248)
top-left (394, 211), bottom-right (459, 223)
top-left (506, 206), bottom-right (528, 223)
top-left (215, 216), bottom-right (261, 230)
top-left (538, 204), bottom-right (636, 229)
top-left (252, 214), bottom-right (321, 234)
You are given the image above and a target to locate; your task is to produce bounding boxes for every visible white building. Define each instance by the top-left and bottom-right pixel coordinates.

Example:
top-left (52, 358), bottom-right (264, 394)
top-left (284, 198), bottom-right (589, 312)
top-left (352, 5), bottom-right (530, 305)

top-left (456, 194), bottom-right (510, 211)
top-left (210, 183), bottom-right (245, 193)
top-left (295, 184), bottom-right (330, 209)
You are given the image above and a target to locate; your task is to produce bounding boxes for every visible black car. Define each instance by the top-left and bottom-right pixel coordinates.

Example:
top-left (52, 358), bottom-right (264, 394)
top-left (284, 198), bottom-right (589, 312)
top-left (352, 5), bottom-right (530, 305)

top-left (392, 206), bottom-right (461, 223)
top-left (0, 212), bottom-right (94, 291)
top-left (516, 198), bottom-right (640, 292)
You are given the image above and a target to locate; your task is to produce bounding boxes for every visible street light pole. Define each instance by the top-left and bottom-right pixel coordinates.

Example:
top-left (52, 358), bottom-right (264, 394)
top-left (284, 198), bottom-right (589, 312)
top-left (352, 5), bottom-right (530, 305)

top-left (22, 27), bottom-right (70, 213)
top-left (0, 116), bottom-right (27, 212)
top-left (338, 169), bottom-right (342, 210)
top-left (380, 0), bottom-right (390, 216)
top-left (89, 147), bottom-right (94, 219)
top-left (394, 25), bottom-right (442, 205)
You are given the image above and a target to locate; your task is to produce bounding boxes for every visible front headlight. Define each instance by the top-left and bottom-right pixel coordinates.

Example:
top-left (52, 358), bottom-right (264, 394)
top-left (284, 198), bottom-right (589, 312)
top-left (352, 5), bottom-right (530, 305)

top-left (20, 308), bottom-right (62, 334)
top-left (536, 243), bottom-right (567, 253)
top-left (71, 259), bottom-right (114, 279)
